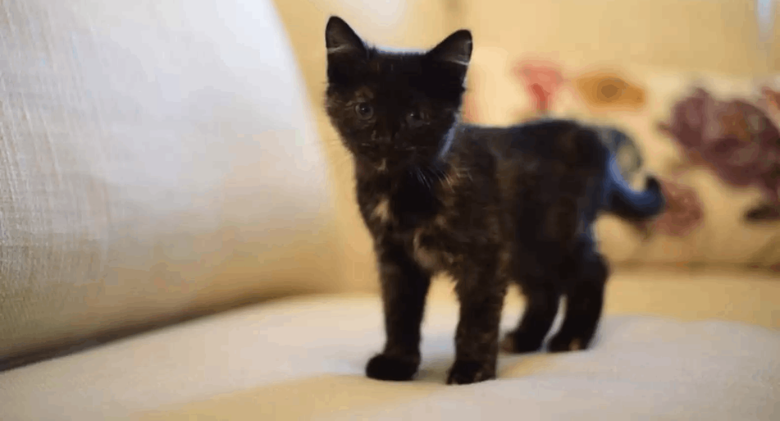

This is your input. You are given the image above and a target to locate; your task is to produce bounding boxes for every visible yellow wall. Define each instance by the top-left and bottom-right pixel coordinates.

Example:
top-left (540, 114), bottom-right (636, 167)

top-left (461, 0), bottom-right (776, 76)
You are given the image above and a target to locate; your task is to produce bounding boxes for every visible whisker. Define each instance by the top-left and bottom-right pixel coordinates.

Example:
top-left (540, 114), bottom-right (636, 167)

top-left (412, 168), bottom-right (425, 188)
top-left (414, 168), bottom-right (424, 185)
top-left (444, 173), bottom-right (456, 191)
top-left (420, 167), bottom-right (434, 189)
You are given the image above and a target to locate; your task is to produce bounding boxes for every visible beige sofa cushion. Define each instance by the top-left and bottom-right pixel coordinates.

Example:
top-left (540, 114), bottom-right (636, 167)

top-left (0, 0), bottom-right (342, 362)
top-left (0, 268), bottom-right (777, 420)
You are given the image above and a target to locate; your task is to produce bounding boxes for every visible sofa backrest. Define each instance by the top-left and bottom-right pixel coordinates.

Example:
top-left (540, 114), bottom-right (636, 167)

top-left (0, 0), bottom-right (343, 363)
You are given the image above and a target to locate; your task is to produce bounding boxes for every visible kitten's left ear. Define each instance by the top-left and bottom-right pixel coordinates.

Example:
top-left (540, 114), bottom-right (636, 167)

top-left (325, 17), bottom-right (368, 85)
top-left (428, 30), bottom-right (473, 67)
top-left (325, 16), bottom-right (366, 58)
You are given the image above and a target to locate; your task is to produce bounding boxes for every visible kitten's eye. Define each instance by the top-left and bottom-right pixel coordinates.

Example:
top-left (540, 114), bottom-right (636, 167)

top-left (354, 102), bottom-right (374, 120)
top-left (406, 110), bottom-right (427, 126)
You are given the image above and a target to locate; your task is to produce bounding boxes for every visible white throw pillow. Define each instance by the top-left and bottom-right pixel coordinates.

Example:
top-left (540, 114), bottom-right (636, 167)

top-left (0, 0), bottom-right (341, 361)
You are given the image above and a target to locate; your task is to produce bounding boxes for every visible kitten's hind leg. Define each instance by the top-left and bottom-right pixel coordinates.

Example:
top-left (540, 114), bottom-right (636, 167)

top-left (501, 284), bottom-right (560, 354)
top-left (548, 248), bottom-right (608, 353)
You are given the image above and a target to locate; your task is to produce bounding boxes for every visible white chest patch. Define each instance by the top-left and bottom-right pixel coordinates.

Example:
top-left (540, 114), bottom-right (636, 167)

top-left (413, 228), bottom-right (440, 271)
top-left (371, 197), bottom-right (391, 223)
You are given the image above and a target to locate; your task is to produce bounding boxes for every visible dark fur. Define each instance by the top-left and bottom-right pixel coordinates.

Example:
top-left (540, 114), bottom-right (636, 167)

top-left (324, 17), bottom-right (665, 385)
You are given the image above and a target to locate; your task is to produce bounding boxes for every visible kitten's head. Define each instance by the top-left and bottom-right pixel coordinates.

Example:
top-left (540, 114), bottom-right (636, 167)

top-left (324, 16), bottom-right (472, 171)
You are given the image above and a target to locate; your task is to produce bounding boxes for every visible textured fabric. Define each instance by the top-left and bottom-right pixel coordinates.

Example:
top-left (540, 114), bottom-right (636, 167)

top-left (0, 0), bottom-right (341, 361)
top-left (0, 268), bottom-right (777, 420)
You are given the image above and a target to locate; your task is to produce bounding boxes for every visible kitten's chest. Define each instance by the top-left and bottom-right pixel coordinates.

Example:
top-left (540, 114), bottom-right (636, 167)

top-left (364, 195), bottom-right (454, 269)
top-left (358, 169), bottom-right (443, 232)
top-left (362, 186), bottom-right (478, 276)
top-left (359, 183), bottom-right (440, 236)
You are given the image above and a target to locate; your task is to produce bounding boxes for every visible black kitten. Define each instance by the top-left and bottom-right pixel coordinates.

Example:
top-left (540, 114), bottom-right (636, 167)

top-left (324, 17), bottom-right (665, 385)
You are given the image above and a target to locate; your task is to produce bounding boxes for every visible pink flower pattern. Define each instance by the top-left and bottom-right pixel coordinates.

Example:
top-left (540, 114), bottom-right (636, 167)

top-left (512, 61), bottom-right (564, 114)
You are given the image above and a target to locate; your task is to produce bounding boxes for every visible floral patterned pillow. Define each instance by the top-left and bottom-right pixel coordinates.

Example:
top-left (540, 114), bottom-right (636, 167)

top-left (463, 53), bottom-right (780, 270)
top-left (659, 88), bottom-right (780, 222)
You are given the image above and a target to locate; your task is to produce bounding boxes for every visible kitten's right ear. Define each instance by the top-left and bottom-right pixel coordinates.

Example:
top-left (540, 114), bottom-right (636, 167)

top-left (428, 29), bottom-right (473, 67)
top-left (325, 16), bottom-right (366, 58)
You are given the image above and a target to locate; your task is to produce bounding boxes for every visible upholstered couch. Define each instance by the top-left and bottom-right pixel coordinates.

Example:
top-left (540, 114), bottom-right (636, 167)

top-left (1, 0), bottom-right (778, 420)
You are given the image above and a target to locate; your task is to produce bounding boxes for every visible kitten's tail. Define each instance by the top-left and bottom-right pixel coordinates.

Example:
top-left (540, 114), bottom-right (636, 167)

top-left (602, 156), bottom-right (666, 220)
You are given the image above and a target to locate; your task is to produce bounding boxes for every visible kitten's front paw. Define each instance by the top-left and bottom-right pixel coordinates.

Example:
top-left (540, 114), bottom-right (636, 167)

top-left (365, 353), bottom-right (419, 381)
top-left (446, 360), bottom-right (495, 385)
top-left (547, 332), bottom-right (592, 353)
top-left (500, 330), bottom-right (544, 354)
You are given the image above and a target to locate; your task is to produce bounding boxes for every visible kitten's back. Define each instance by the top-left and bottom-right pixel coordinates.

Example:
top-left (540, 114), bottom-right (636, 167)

top-left (457, 120), bottom-right (609, 244)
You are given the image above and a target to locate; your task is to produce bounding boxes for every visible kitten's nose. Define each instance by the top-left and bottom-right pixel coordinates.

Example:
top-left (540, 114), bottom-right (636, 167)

top-left (378, 128), bottom-right (397, 144)
top-left (371, 128), bottom-right (391, 145)
top-left (377, 133), bottom-right (393, 145)
top-left (379, 120), bottom-right (400, 142)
